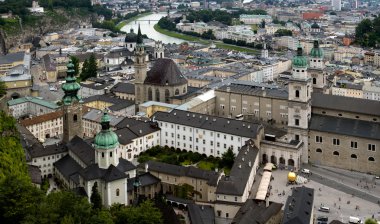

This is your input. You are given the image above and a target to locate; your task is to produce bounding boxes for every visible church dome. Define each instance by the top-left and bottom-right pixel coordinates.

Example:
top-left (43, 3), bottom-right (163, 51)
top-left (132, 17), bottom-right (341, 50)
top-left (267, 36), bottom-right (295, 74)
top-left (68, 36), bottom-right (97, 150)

top-left (125, 28), bottom-right (137, 43)
top-left (310, 40), bottom-right (324, 58)
top-left (94, 111), bottom-right (119, 150)
top-left (311, 22), bottom-right (320, 29)
top-left (292, 45), bottom-right (308, 68)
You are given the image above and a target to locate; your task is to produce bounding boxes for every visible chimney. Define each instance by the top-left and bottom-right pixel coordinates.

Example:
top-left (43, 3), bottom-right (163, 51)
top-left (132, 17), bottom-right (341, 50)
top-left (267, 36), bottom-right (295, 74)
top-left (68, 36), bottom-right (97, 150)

top-left (242, 157), bottom-right (245, 161)
top-left (238, 164), bottom-right (241, 169)
top-left (206, 117), bottom-right (208, 120)
top-left (227, 120), bottom-right (230, 124)
top-left (145, 163), bottom-right (149, 172)
top-left (249, 161), bottom-right (252, 167)
top-left (266, 197), bottom-right (270, 208)
top-left (174, 112), bottom-right (176, 116)
top-left (248, 125), bottom-right (250, 129)
top-left (139, 130), bottom-right (142, 134)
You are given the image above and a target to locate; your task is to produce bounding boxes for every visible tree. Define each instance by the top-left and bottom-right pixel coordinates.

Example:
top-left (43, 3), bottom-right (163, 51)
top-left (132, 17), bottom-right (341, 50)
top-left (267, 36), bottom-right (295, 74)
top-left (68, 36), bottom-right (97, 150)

top-left (86, 54), bottom-right (98, 79)
top-left (28, 190), bottom-right (92, 223)
top-left (89, 210), bottom-right (114, 224)
top-left (261, 19), bottom-right (266, 28)
top-left (90, 182), bottom-right (102, 210)
top-left (365, 219), bottom-right (377, 224)
top-left (0, 175), bottom-right (43, 224)
top-left (220, 147), bottom-right (236, 169)
top-left (0, 80), bottom-right (6, 97)
top-left (70, 56), bottom-right (80, 76)
top-left (80, 59), bottom-right (89, 80)
top-left (275, 29), bottom-right (293, 37)
top-left (119, 200), bottom-right (162, 224)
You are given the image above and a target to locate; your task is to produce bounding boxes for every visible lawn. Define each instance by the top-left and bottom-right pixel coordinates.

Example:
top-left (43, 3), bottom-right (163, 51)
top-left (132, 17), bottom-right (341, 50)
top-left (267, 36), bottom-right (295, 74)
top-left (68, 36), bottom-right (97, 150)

top-left (153, 24), bottom-right (202, 42)
top-left (116, 12), bottom-right (153, 30)
top-left (154, 24), bottom-right (259, 54)
top-left (138, 146), bottom-right (227, 172)
top-left (197, 161), bottom-right (216, 171)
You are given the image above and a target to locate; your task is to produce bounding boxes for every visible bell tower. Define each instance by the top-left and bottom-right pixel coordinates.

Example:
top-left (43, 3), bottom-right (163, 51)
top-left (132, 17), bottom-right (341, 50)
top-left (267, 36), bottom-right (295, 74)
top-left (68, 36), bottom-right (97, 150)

top-left (309, 40), bottom-right (326, 91)
top-left (94, 110), bottom-right (119, 169)
top-left (62, 60), bottom-right (83, 143)
top-left (134, 25), bottom-right (147, 104)
top-left (287, 44), bottom-right (312, 164)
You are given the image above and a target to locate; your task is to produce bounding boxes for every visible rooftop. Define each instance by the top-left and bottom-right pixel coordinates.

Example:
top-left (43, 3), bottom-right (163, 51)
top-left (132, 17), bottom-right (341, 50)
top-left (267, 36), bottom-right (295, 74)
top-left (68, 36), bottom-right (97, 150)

top-left (8, 96), bottom-right (59, 109)
top-left (144, 58), bottom-right (188, 86)
top-left (0, 52), bottom-right (24, 65)
top-left (232, 199), bottom-right (283, 224)
top-left (282, 186), bottom-right (314, 224)
top-left (311, 93), bottom-right (380, 116)
top-left (309, 114), bottom-right (380, 140)
top-left (20, 110), bottom-right (63, 127)
top-left (153, 109), bottom-right (263, 139)
top-left (216, 141), bottom-right (259, 196)
top-left (188, 204), bottom-right (215, 224)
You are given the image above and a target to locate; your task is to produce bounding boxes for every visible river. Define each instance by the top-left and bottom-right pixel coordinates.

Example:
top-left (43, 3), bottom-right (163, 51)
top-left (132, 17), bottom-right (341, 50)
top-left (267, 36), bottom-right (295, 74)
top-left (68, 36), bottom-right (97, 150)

top-left (120, 13), bottom-right (184, 44)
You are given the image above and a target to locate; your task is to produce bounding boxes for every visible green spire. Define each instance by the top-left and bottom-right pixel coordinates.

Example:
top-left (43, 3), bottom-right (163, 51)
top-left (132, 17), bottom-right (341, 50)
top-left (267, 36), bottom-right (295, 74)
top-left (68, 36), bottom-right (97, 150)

top-left (94, 110), bottom-right (119, 150)
top-left (62, 59), bottom-right (81, 105)
top-left (292, 43), bottom-right (308, 68)
top-left (310, 40), bottom-right (324, 58)
top-left (136, 24), bottom-right (143, 45)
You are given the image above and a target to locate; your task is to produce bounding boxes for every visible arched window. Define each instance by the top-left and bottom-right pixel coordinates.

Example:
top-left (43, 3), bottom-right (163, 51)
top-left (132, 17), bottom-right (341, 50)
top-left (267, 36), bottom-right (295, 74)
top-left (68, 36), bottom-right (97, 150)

top-left (369, 157), bottom-right (375, 162)
top-left (183, 87), bottom-right (186, 93)
top-left (175, 89), bottom-right (179, 95)
top-left (165, 89), bottom-right (170, 103)
top-left (333, 151), bottom-right (339, 156)
top-left (155, 89), bottom-right (160, 102)
top-left (295, 90), bottom-right (300, 98)
top-left (316, 148), bottom-right (322, 153)
top-left (351, 154), bottom-right (357, 159)
top-left (313, 78), bottom-right (317, 84)
top-left (148, 87), bottom-right (152, 101)
top-left (116, 188), bottom-right (120, 196)
top-left (73, 114), bottom-right (78, 122)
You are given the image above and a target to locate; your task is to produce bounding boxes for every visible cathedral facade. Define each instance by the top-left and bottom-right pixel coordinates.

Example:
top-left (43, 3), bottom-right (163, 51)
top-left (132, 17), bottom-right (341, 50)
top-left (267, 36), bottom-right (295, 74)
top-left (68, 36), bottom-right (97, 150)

top-left (133, 27), bottom-right (188, 104)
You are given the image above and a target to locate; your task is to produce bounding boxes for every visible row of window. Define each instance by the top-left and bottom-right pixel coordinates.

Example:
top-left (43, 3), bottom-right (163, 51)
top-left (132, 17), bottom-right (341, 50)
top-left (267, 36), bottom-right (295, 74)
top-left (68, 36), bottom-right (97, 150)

top-left (315, 136), bottom-right (377, 151)
top-left (315, 149), bottom-right (376, 161)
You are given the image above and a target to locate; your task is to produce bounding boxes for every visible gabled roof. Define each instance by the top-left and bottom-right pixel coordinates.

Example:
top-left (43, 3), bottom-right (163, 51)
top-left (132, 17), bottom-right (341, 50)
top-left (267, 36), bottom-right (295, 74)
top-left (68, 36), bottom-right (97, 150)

top-left (282, 187), bottom-right (314, 224)
top-left (310, 114), bottom-right (380, 140)
top-left (54, 155), bottom-right (83, 181)
top-left (110, 82), bottom-right (135, 94)
top-left (154, 109), bottom-right (262, 139)
top-left (311, 93), bottom-right (380, 116)
top-left (188, 204), bottom-right (215, 224)
top-left (67, 136), bottom-right (95, 166)
top-left (127, 172), bottom-right (161, 192)
top-left (116, 158), bottom-right (137, 173)
top-left (232, 200), bottom-right (283, 224)
top-left (216, 142), bottom-right (259, 196)
top-left (139, 161), bottom-right (220, 186)
top-left (144, 58), bottom-right (187, 86)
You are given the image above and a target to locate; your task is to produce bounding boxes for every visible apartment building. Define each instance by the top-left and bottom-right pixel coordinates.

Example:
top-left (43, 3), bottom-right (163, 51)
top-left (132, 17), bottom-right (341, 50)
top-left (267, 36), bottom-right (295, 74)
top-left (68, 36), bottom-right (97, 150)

top-left (8, 96), bottom-right (60, 119)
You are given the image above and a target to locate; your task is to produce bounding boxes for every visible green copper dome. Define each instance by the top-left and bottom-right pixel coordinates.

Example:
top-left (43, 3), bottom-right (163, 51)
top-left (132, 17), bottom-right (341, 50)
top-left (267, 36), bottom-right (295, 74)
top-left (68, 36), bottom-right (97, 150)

top-left (94, 111), bottom-right (119, 150)
top-left (310, 40), bottom-right (324, 58)
top-left (292, 44), bottom-right (308, 68)
top-left (62, 59), bottom-right (81, 105)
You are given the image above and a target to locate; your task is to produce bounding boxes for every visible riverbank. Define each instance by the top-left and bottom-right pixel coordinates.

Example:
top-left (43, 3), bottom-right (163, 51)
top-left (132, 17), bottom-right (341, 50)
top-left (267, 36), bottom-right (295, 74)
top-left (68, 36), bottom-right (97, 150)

top-left (154, 24), bottom-right (259, 54)
top-left (116, 12), bottom-right (154, 30)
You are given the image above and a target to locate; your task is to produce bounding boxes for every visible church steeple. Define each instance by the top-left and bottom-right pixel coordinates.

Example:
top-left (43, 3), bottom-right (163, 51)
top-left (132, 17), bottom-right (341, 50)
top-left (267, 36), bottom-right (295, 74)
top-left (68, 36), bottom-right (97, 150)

top-left (94, 110), bottom-right (119, 169)
top-left (62, 60), bottom-right (81, 105)
top-left (62, 59), bottom-right (83, 143)
top-left (136, 24), bottom-right (143, 45)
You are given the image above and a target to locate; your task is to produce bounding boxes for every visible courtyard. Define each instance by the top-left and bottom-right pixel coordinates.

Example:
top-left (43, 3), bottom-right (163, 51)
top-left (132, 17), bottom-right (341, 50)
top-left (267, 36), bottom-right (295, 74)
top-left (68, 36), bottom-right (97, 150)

top-left (267, 168), bottom-right (380, 223)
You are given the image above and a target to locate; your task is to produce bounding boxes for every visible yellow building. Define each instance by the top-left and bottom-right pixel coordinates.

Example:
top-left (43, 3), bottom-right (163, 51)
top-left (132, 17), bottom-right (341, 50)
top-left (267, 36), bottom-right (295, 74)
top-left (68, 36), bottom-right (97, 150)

top-left (139, 101), bottom-right (177, 117)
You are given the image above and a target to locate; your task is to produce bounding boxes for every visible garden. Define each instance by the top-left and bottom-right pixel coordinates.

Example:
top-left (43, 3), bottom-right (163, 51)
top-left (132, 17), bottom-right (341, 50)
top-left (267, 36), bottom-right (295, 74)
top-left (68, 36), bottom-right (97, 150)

top-left (137, 146), bottom-right (235, 174)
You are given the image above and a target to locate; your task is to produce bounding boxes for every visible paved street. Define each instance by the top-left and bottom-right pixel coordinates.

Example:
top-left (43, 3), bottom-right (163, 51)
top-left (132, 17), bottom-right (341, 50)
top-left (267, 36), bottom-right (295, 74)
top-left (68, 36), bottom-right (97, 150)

top-left (268, 169), bottom-right (380, 223)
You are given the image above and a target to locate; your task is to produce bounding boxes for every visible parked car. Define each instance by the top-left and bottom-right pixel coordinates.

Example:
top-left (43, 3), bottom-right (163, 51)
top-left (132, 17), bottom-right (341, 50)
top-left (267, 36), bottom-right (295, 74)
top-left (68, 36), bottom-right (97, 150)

top-left (317, 216), bottom-right (328, 222)
top-left (318, 206), bottom-right (330, 213)
top-left (301, 168), bottom-right (311, 174)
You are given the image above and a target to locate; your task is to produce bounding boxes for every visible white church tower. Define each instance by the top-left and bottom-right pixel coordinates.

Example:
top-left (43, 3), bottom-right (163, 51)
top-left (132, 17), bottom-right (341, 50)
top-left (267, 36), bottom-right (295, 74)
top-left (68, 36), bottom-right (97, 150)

top-left (287, 44), bottom-right (312, 164)
top-left (94, 110), bottom-right (120, 169)
top-left (309, 40), bottom-right (326, 91)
